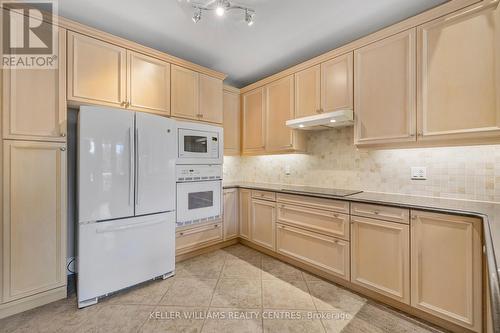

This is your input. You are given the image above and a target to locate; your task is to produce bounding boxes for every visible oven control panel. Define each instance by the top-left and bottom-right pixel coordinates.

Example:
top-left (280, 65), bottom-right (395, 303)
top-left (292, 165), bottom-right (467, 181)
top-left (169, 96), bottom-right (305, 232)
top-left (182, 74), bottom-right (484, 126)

top-left (176, 164), bottom-right (222, 182)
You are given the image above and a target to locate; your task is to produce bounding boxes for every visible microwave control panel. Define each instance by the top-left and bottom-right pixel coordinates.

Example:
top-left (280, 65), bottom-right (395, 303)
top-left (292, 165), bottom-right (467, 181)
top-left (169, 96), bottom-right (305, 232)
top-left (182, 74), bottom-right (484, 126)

top-left (176, 164), bottom-right (222, 182)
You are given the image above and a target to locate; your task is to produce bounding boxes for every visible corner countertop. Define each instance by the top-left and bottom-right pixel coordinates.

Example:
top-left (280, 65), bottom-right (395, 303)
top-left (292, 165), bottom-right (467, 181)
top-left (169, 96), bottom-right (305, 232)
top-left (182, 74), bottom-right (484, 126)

top-left (223, 181), bottom-right (500, 328)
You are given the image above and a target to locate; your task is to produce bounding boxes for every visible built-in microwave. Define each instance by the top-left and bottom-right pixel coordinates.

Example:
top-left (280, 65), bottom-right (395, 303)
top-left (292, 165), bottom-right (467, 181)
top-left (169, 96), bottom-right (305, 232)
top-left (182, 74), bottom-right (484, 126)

top-left (177, 121), bottom-right (223, 165)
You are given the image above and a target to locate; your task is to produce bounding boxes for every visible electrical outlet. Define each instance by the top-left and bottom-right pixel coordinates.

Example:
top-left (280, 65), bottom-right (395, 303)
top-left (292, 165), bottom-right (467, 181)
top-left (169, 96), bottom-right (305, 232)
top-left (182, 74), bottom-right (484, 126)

top-left (284, 165), bottom-right (291, 176)
top-left (411, 167), bottom-right (427, 180)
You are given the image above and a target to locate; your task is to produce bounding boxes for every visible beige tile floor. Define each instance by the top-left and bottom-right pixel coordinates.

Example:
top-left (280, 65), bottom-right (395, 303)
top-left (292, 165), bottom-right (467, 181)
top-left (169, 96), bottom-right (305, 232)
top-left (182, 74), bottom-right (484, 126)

top-left (0, 244), bottom-right (446, 333)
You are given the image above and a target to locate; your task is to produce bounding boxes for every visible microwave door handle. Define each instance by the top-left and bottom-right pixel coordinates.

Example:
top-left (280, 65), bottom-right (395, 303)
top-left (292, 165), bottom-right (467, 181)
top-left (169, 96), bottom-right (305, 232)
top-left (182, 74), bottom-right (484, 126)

top-left (129, 127), bottom-right (134, 207)
top-left (135, 127), bottom-right (140, 207)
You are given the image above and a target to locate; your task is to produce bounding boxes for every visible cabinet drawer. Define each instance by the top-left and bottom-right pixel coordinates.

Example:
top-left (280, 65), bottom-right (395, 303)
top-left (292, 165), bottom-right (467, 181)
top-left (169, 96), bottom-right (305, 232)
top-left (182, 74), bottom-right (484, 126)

top-left (351, 203), bottom-right (409, 224)
top-left (277, 203), bottom-right (349, 240)
top-left (252, 190), bottom-right (276, 201)
top-left (276, 223), bottom-right (349, 280)
top-left (176, 223), bottom-right (222, 254)
top-left (277, 193), bottom-right (349, 214)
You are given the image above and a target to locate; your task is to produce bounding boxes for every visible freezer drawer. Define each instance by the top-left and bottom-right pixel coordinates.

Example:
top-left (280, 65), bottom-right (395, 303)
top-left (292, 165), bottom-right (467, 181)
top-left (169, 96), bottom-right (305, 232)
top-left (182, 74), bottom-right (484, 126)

top-left (77, 212), bottom-right (175, 306)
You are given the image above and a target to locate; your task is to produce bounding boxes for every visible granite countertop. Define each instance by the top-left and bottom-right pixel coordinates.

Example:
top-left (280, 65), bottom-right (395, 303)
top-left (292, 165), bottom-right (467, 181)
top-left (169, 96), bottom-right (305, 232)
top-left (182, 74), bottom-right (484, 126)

top-left (223, 181), bottom-right (500, 327)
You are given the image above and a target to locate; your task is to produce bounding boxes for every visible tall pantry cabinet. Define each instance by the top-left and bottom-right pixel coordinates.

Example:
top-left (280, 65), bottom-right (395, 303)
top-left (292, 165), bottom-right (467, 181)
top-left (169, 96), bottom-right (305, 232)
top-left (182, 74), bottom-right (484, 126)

top-left (0, 22), bottom-right (68, 318)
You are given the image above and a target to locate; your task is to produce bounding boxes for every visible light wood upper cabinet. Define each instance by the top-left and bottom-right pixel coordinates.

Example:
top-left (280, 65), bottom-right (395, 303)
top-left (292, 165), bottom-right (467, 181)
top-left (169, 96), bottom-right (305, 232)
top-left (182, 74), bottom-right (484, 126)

top-left (242, 88), bottom-right (266, 154)
top-left (411, 210), bottom-right (482, 332)
top-left (223, 188), bottom-right (239, 240)
top-left (417, 4), bottom-right (500, 141)
top-left (239, 189), bottom-right (251, 240)
top-left (223, 89), bottom-right (240, 155)
top-left (2, 141), bottom-right (66, 302)
top-left (321, 52), bottom-right (353, 113)
top-left (295, 65), bottom-right (321, 118)
top-left (171, 65), bottom-right (199, 120)
top-left (2, 27), bottom-right (66, 142)
top-left (127, 51), bottom-right (170, 115)
top-left (354, 29), bottom-right (416, 145)
top-left (67, 31), bottom-right (127, 107)
top-left (199, 74), bottom-right (223, 123)
top-left (250, 199), bottom-right (276, 250)
top-left (351, 216), bottom-right (410, 304)
top-left (265, 75), bottom-right (295, 152)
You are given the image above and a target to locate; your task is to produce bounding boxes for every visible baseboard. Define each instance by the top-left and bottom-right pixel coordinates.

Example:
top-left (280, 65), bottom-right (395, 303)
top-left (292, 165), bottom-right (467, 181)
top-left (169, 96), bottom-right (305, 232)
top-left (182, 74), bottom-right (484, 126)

top-left (0, 286), bottom-right (67, 320)
top-left (175, 238), bottom-right (238, 262)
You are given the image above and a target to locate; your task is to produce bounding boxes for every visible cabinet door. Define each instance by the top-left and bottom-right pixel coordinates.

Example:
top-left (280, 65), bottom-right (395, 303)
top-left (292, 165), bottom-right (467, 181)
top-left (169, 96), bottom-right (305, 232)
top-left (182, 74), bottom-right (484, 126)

top-left (223, 188), bottom-right (239, 240)
top-left (199, 74), bottom-right (223, 124)
top-left (2, 28), bottom-right (66, 142)
top-left (67, 31), bottom-right (127, 107)
top-left (417, 4), bottom-right (500, 141)
top-left (265, 75), bottom-right (295, 152)
top-left (321, 52), bottom-right (353, 113)
top-left (127, 51), bottom-right (170, 115)
top-left (250, 199), bottom-right (275, 250)
top-left (171, 65), bottom-right (199, 120)
top-left (242, 88), bottom-right (265, 154)
top-left (295, 65), bottom-right (321, 118)
top-left (3, 141), bottom-right (66, 302)
top-left (223, 90), bottom-right (240, 155)
top-left (351, 216), bottom-right (409, 304)
top-left (411, 211), bottom-right (482, 332)
top-left (354, 29), bottom-right (416, 145)
top-left (239, 189), bottom-right (251, 240)
top-left (277, 223), bottom-right (349, 280)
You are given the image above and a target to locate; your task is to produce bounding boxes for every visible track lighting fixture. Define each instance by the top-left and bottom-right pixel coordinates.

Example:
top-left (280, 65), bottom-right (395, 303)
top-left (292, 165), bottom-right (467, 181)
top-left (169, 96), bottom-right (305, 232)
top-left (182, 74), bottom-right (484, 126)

top-left (191, 1), bottom-right (255, 26)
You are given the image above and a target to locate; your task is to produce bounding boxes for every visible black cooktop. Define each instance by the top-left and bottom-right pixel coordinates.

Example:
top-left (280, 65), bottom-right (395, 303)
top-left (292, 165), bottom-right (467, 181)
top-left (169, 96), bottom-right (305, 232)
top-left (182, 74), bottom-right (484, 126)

top-left (280, 185), bottom-right (362, 198)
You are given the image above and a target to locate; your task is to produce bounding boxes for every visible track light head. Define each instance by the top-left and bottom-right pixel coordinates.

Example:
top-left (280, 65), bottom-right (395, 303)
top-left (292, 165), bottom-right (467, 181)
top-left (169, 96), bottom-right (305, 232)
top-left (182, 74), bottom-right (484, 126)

top-left (245, 9), bottom-right (255, 26)
top-left (192, 8), bottom-right (201, 23)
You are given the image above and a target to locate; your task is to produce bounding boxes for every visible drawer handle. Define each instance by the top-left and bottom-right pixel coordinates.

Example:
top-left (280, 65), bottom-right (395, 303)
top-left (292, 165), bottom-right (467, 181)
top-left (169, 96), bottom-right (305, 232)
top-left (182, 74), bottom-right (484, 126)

top-left (179, 232), bottom-right (184, 236)
top-left (214, 224), bottom-right (219, 228)
top-left (333, 214), bottom-right (339, 218)
top-left (373, 210), bottom-right (380, 215)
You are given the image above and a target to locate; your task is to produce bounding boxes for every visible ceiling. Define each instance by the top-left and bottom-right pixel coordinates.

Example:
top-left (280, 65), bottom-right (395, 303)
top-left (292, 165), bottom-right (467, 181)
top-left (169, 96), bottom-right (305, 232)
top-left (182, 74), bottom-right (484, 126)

top-left (59, 0), bottom-right (447, 88)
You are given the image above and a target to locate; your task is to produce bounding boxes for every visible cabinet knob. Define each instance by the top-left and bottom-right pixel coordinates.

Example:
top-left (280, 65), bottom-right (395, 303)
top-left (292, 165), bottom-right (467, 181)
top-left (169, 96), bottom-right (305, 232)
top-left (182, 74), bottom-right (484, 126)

top-left (410, 133), bottom-right (415, 137)
top-left (60, 147), bottom-right (66, 151)
top-left (61, 133), bottom-right (66, 137)
top-left (121, 101), bottom-right (126, 107)
top-left (179, 232), bottom-right (184, 236)
top-left (126, 101), bottom-right (130, 108)
top-left (373, 210), bottom-right (380, 215)
top-left (417, 132), bottom-right (423, 137)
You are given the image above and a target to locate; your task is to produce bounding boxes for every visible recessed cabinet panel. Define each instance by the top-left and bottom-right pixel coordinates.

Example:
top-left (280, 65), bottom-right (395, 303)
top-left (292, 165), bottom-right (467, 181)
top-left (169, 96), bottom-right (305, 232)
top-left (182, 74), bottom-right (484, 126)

top-left (3, 141), bottom-right (66, 302)
top-left (417, 4), bottom-right (500, 141)
top-left (239, 189), bottom-right (251, 240)
top-left (127, 51), bottom-right (170, 114)
top-left (223, 188), bottom-right (239, 240)
top-left (250, 199), bottom-right (276, 250)
top-left (199, 74), bottom-right (223, 124)
top-left (67, 31), bottom-right (127, 107)
top-left (354, 29), bottom-right (416, 145)
top-left (411, 211), bottom-right (482, 332)
top-left (295, 65), bottom-right (321, 118)
top-left (223, 90), bottom-right (240, 155)
top-left (3, 28), bottom-right (66, 141)
top-left (242, 88), bottom-right (266, 153)
top-left (321, 52), bottom-right (353, 113)
top-left (171, 65), bottom-right (199, 120)
top-left (265, 75), bottom-right (295, 152)
top-left (351, 216), bottom-right (409, 303)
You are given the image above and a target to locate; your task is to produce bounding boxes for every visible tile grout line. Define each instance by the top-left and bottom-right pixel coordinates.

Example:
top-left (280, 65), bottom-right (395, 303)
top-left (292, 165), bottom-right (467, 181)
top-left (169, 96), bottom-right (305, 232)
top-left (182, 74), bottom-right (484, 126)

top-left (302, 272), bottom-right (328, 333)
top-left (199, 250), bottom-right (227, 332)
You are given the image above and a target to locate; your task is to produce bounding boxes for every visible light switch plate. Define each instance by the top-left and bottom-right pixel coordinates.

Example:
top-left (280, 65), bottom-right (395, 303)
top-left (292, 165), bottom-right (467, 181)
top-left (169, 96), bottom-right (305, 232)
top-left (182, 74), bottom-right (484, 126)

top-left (411, 167), bottom-right (427, 180)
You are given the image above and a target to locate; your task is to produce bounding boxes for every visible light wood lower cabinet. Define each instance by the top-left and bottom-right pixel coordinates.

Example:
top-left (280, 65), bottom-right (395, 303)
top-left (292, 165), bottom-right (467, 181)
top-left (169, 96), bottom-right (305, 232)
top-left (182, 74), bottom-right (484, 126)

top-left (350, 216), bottom-right (410, 304)
top-left (223, 189), bottom-right (239, 240)
top-left (223, 88), bottom-right (240, 155)
top-left (2, 27), bottom-right (67, 142)
top-left (239, 189), bottom-right (251, 240)
top-left (176, 223), bottom-right (222, 255)
top-left (410, 210), bottom-right (482, 332)
top-left (2, 141), bottom-right (67, 303)
top-left (250, 199), bottom-right (276, 250)
top-left (417, 3), bottom-right (500, 141)
top-left (276, 223), bottom-right (349, 280)
top-left (354, 29), bottom-right (416, 145)
top-left (67, 31), bottom-right (127, 107)
top-left (127, 51), bottom-right (170, 115)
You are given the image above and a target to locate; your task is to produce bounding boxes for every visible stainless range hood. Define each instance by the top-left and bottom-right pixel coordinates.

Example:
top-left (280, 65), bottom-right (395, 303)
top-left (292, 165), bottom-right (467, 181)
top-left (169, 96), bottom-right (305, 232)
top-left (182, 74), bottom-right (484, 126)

top-left (286, 109), bottom-right (354, 130)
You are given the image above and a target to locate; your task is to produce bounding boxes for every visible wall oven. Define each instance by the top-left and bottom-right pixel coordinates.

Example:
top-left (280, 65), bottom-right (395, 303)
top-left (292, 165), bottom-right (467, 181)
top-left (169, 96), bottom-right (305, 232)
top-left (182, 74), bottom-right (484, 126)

top-left (176, 164), bottom-right (222, 228)
top-left (177, 121), bottom-right (223, 165)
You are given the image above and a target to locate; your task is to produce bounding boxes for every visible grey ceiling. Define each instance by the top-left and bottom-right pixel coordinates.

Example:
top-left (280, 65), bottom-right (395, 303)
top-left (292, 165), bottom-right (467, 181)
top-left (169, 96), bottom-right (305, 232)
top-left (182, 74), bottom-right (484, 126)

top-left (59, 0), bottom-right (446, 88)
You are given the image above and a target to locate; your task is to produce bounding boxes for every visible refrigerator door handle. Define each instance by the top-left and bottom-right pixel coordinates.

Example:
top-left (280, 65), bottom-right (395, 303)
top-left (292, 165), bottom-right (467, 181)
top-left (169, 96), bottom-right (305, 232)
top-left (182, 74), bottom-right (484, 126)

top-left (95, 218), bottom-right (165, 234)
top-left (129, 127), bottom-right (134, 207)
top-left (135, 127), bottom-right (140, 207)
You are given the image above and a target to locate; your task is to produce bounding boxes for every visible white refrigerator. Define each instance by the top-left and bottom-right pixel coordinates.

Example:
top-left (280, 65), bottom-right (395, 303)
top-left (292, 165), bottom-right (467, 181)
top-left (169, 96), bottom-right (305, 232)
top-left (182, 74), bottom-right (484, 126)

top-left (77, 106), bottom-right (176, 308)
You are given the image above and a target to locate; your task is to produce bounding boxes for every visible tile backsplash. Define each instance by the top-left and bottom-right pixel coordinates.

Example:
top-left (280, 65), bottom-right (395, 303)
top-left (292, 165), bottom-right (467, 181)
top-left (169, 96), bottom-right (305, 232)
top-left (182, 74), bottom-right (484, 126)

top-left (223, 127), bottom-right (500, 203)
